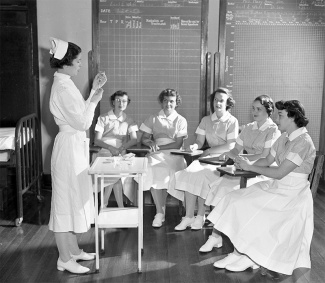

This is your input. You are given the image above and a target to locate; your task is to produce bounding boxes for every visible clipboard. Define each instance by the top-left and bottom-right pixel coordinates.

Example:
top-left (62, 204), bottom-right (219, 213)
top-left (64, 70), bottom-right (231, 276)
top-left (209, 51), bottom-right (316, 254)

top-left (199, 157), bottom-right (235, 166)
top-left (198, 156), bottom-right (224, 165)
top-left (170, 149), bottom-right (203, 157)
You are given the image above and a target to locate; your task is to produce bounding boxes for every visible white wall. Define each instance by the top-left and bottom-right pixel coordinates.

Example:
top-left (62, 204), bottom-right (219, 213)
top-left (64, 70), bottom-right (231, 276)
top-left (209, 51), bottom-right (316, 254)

top-left (37, 0), bottom-right (92, 174)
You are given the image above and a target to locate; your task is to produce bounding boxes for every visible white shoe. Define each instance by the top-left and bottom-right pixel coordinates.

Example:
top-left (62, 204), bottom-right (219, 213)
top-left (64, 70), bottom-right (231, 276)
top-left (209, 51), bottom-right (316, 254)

top-left (213, 252), bottom-right (241, 268)
top-left (225, 255), bottom-right (259, 272)
top-left (71, 249), bottom-right (96, 261)
top-left (174, 217), bottom-right (195, 231)
top-left (199, 235), bottom-right (223, 252)
top-left (191, 215), bottom-right (205, 230)
top-left (57, 258), bottom-right (90, 274)
top-left (152, 213), bottom-right (165, 228)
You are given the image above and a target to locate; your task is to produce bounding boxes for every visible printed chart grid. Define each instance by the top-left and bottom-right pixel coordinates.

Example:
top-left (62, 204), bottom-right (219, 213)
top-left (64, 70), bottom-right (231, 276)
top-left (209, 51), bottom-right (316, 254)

top-left (223, 1), bottom-right (325, 149)
top-left (97, 1), bottom-right (203, 145)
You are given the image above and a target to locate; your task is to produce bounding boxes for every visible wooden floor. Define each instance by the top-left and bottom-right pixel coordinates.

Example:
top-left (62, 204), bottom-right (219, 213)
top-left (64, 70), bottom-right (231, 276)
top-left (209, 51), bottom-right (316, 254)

top-left (0, 180), bottom-right (325, 283)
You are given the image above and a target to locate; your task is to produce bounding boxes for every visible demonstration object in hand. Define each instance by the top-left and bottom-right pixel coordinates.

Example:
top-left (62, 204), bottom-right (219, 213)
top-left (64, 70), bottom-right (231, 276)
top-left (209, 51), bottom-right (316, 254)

top-left (97, 71), bottom-right (107, 89)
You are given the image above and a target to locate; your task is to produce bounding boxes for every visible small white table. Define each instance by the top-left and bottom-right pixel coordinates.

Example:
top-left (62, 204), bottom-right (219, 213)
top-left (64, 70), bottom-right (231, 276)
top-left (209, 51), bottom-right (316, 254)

top-left (89, 156), bottom-right (148, 273)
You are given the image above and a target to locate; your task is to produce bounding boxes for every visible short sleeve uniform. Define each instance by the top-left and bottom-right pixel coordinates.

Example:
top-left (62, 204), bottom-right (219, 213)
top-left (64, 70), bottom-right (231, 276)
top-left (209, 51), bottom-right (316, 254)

top-left (139, 110), bottom-right (187, 191)
top-left (205, 118), bottom-right (281, 206)
top-left (271, 128), bottom-right (315, 175)
top-left (95, 110), bottom-right (138, 155)
top-left (140, 109), bottom-right (187, 146)
top-left (196, 111), bottom-right (238, 147)
top-left (236, 118), bottom-right (280, 154)
top-left (168, 111), bottom-right (239, 201)
top-left (94, 110), bottom-right (139, 202)
top-left (207, 127), bottom-right (316, 275)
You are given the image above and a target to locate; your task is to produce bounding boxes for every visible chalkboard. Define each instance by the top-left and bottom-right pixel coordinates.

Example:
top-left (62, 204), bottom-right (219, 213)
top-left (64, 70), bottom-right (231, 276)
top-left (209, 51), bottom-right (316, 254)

top-left (219, 0), bottom-right (325, 150)
top-left (92, 0), bottom-right (208, 146)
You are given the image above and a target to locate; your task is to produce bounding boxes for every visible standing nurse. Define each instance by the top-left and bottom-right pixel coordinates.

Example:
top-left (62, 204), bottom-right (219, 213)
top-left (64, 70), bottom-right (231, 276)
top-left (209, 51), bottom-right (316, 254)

top-left (48, 37), bottom-right (106, 274)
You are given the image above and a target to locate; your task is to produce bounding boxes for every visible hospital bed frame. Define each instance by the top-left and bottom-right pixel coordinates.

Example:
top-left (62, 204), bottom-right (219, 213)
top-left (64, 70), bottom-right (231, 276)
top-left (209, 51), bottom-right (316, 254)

top-left (0, 113), bottom-right (43, 226)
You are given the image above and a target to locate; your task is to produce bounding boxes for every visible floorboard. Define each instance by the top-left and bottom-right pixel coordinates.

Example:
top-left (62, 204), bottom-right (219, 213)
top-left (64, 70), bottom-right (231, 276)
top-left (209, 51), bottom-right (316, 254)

top-left (0, 180), bottom-right (324, 283)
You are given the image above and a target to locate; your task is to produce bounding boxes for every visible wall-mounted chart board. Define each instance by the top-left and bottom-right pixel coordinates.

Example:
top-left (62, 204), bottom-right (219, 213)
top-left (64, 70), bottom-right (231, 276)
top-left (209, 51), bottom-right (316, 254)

top-left (219, 0), bottom-right (325, 150)
top-left (92, 0), bottom-right (208, 145)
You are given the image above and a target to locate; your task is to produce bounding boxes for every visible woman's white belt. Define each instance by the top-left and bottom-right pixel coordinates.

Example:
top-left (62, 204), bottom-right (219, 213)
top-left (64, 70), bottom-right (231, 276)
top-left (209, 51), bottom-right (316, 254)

top-left (59, 125), bottom-right (78, 133)
top-left (287, 172), bottom-right (309, 179)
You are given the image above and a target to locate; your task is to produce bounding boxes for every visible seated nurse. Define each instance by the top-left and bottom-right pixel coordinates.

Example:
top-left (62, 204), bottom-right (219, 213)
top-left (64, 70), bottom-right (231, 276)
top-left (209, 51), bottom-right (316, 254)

top-left (140, 88), bottom-right (188, 228)
top-left (168, 87), bottom-right (239, 231)
top-left (94, 90), bottom-right (138, 207)
top-left (207, 100), bottom-right (315, 276)
top-left (200, 94), bottom-right (280, 252)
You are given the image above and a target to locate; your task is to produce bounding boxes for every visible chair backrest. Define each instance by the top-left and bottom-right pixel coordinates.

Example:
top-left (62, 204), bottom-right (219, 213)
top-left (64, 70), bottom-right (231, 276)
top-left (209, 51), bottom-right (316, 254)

top-left (136, 130), bottom-right (144, 144)
top-left (309, 153), bottom-right (324, 198)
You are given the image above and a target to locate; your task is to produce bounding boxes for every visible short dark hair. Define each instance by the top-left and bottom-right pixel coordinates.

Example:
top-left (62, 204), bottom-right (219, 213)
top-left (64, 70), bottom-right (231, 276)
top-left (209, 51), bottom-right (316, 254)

top-left (275, 100), bottom-right (309, 127)
top-left (110, 90), bottom-right (130, 107)
top-left (158, 89), bottom-right (181, 107)
top-left (50, 42), bottom-right (81, 69)
top-left (254, 95), bottom-right (274, 117)
top-left (209, 87), bottom-right (235, 113)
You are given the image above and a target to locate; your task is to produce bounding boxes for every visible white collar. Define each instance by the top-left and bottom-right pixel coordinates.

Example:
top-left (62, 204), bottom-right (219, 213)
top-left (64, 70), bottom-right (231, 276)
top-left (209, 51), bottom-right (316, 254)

top-left (287, 127), bottom-right (307, 141)
top-left (158, 109), bottom-right (178, 122)
top-left (252, 118), bottom-right (274, 131)
top-left (107, 109), bottom-right (126, 122)
top-left (211, 111), bottom-right (231, 122)
top-left (54, 71), bottom-right (71, 80)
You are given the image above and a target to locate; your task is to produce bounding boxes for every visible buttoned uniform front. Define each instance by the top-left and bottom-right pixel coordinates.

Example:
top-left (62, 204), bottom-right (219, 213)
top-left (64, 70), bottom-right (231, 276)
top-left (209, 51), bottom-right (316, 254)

top-left (94, 110), bottom-right (139, 202)
top-left (95, 110), bottom-right (138, 154)
top-left (207, 127), bottom-right (316, 275)
top-left (168, 111), bottom-right (239, 201)
top-left (139, 109), bottom-right (187, 191)
top-left (205, 118), bottom-right (281, 206)
top-left (49, 72), bottom-right (96, 233)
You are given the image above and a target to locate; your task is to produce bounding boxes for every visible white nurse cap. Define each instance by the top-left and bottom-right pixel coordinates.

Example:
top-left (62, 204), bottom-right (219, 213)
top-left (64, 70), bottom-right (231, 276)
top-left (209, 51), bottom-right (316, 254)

top-left (49, 37), bottom-right (68, 60)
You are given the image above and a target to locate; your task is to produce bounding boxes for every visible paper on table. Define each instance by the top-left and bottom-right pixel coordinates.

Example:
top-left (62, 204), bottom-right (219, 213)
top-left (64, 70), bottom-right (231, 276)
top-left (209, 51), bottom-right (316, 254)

top-left (123, 153), bottom-right (135, 160)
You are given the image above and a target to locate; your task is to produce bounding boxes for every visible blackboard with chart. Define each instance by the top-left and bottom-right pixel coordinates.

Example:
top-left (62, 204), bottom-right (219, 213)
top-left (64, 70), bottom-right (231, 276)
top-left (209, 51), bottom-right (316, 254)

top-left (218, 0), bottom-right (325, 150)
top-left (92, 0), bottom-right (209, 146)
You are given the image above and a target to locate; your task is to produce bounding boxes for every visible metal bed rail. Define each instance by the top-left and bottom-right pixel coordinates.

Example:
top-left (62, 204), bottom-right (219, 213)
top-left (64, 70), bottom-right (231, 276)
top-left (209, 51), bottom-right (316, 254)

top-left (14, 113), bottom-right (43, 226)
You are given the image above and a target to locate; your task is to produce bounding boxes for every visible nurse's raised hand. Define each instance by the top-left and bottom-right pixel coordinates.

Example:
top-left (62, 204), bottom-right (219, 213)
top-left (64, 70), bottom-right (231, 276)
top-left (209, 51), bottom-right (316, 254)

top-left (92, 72), bottom-right (107, 90)
top-left (91, 88), bottom-right (103, 104)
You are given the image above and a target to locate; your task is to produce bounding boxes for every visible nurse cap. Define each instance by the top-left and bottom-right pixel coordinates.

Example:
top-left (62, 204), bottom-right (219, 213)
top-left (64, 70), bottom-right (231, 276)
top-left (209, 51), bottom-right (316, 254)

top-left (49, 37), bottom-right (68, 60)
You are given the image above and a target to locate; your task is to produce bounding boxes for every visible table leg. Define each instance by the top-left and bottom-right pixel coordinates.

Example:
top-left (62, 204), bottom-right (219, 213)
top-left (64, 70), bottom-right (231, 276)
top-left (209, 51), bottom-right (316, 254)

top-left (94, 175), bottom-right (99, 272)
top-left (101, 229), bottom-right (104, 252)
top-left (138, 173), bottom-right (143, 273)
